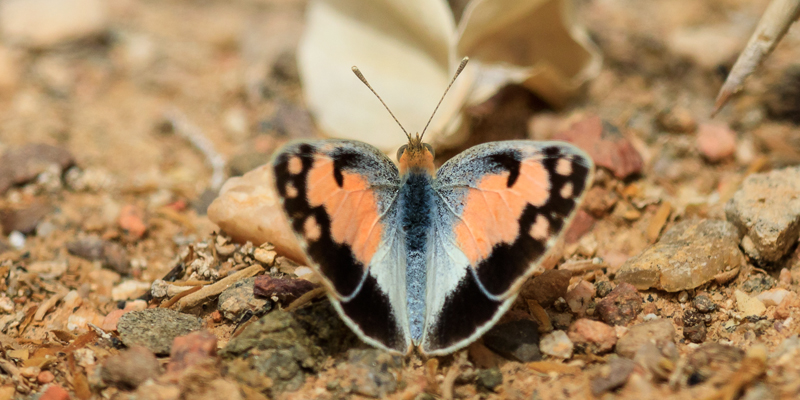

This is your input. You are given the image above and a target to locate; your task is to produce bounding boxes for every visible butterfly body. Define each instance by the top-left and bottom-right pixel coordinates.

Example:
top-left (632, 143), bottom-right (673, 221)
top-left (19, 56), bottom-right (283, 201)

top-left (272, 137), bottom-right (593, 355)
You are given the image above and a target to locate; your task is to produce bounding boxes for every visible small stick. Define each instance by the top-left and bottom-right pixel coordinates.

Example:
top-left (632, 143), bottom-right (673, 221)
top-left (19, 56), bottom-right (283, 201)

top-left (175, 264), bottom-right (264, 310)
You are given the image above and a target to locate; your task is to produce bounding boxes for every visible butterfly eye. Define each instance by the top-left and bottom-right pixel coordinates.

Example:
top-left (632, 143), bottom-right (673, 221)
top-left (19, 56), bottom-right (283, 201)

top-left (397, 145), bottom-right (408, 160)
top-left (423, 143), bottom-right (435, 158)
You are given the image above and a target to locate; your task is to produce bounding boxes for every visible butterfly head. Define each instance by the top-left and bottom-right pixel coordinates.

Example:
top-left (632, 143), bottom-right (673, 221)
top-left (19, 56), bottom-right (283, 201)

top-left (397, 133), bottom-right (435, 175)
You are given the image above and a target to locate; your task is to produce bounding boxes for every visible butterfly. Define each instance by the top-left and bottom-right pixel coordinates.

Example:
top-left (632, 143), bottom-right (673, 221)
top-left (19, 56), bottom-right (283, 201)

top-left (271, 58), bottom-right (594, 355)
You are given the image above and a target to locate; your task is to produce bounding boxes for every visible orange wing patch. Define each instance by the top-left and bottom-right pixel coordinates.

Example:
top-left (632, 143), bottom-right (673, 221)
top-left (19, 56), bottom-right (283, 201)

top-left (454, 159), bottom-right (550, 265)
top-left (306, 157), bottom-right (383, 266)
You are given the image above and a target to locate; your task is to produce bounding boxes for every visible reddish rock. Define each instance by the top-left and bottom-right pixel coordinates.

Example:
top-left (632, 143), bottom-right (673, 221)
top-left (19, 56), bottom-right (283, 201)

top-left (582, 187), bottom-right (618, 218)
top-left (697, 123), bottom-right (736, 162)
top-left (37, 370), bottom-right (55, 384)
top-left (101, 309), bottom-right (127, 332)
top-left (520, 269), bottom-right (571, 307)
top-left (40, 385), bottom-right (70, 400)
top-left (568, 319), bottom-right (616, 354)
top-left (616, 319), bottom-right (677, 358)
top-left (596, 282), bottom-right (643, 326)
top-left (554, 115), bottom-right (643, 179)
top-left (100, 346), bottom-right (160, 390)
top-left (118, 204), bottom-right (146, 238)
top-left (565, 280), bottom-right (596, 317)
top-left (167, 330), bottom-right (218, 376)
top-left (253, 275), bottom-right (317, 304)
top-left (563, 210), bottom-right (596, 244)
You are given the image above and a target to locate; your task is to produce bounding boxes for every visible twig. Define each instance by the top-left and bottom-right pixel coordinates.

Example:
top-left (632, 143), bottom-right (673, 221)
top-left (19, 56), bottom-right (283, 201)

top-left (164, 108), bottom-right (228, 190)
top-left (34, 289), bottom-right (67, 321)
top-left (713, 0), bottom-right (800, 115)
top-left (175, 264), bottom-right (264, 310)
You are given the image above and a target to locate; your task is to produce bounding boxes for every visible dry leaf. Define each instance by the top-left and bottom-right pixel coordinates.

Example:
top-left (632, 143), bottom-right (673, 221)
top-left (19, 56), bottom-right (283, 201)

top-left (298, 0), bottom-right (601, 151)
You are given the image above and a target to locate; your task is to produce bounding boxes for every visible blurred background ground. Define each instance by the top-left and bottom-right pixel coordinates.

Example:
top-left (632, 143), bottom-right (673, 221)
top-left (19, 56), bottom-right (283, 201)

top-left (2, 0), bottom-right (800, 399)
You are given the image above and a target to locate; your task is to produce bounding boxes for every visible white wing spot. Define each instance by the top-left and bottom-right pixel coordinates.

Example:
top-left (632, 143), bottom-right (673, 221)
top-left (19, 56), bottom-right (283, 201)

top-left (556, 158), bottom-right (572, 176)
top-left (285, 181), bottom-right (298, 198)
top-left (560, 182), bottom-right (573, 199)
top-left (288, 155), bottom-right (303, 175)
top-left (529, 215), bottom-right (550, 240)
top-left (304, 215), bottom-right (322, 241)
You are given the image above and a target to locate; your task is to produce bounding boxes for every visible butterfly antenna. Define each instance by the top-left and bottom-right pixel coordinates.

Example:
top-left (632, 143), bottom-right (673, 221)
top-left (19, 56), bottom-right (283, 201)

top-left (352, 66), bottom-right (411, 141)
top-left (420, 57), bottom-right (469, 140)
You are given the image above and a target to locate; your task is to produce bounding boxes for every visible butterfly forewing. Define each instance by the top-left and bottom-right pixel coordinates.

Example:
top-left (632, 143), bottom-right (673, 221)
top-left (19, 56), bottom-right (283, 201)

top-left (272, 140), bottom-right (412, 353)
top-left (421, 141), bottom-right (594, 354)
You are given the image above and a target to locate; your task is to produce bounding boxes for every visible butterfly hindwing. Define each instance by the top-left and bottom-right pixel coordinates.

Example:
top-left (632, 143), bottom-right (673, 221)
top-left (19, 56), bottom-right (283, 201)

top-left (421, 141), bottom-right (594, 354)
top-left (272, 140), bottom-right (411, 353)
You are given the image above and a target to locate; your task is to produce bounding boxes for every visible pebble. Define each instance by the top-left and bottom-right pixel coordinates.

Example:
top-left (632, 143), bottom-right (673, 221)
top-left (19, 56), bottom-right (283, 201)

top-left (683, 322), bottom-right (707, 343)
top-left (616, 319), bottom-right (676, 359)
top-left (615, 219), bottom-right (744, 292)
top-left (725, 167), bottom-right (800, 263)
top-left (100, 346), bottom-right (160, 390)
top-left (0, 143), bottom-right (75, 194)
top-left (734, 290), bottom-right (766, 317)
top-left (117, 309), bottom-right (203, 355)
top-left (667, 25), bottom-right (743, 70)
top-left (656, 106), bottom-right (697, 133)
top-left (582, 187), bottom-right (619, 218)
top-left (208, 165), bottom-right (307, 263)
top-left (685, 343), bottom-right (744, 384)
top-left (118, 204), bottom-right (147, 239)
top-left (590, 357), bottom-right (636, 396)
top-left (253, 275), bottom-right (317, 305)
top-left (520, 269), bottom-right (571, 307)
top-left (67, 236), bottom-right (131, 275)
top-left (633, 341), bottom-right (678, 380)
top-left (756, 288), bottom-right (791, 307)
top-left (594, 281), bottom-right (614, 298)
top-left (39, 385), bottom-right (70, 400)
top-left (482, 319), bottom-right (542, 362)
top-left (336, 349), bottom-right (403, 398)
top-left (0, 200), bottom-right (51, 234)
top-left (539, 330), bottom-right (573, 359)
top-left (567, 318), bottom-right (616, 354)
top-left (166, 331), bottom-right (218, 376)
top-left (565, 280), bottom-right (596, 316)
top-left (779, 268), bottom-right (792, 286)
top-left (8, 231), bottom-right (25, 249)
top-left (0, 0), bottom-right (108, 49)
top-left (111, 280), bottom-right (151, 301)
top-left (595, 282), bottom-right (642, 326)
top-left (696, 123), bottom-right (736, 162)
top-left (475, 367), bottom-right (503, 392)
top-left (37, 370), bottom-right (55, 384)
top-left (218, 276), bottom-right (271, 320)
top-left (693, 295), bottom-right (717, 313)
top-left (101, 309), bottom-right (126, 332)
top-left (553, 115), bottom-right (643, 179)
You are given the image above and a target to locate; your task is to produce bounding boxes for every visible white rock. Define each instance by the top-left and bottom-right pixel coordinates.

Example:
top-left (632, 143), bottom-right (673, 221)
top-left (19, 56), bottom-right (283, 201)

top-left (539, 330), bottom-right (574, 359)
top-left (0, 0), bottom-right (108, 49)
top-left (8, 231), bottom-right (25, 249)
top-left (111, 280), bottom-right (152, 301)
top-left (667, 25), bottom-right (744, 69)
top-left (735, 289), bottom-right (766, 317)
top-left (756, 288), bottom-right (791, 307)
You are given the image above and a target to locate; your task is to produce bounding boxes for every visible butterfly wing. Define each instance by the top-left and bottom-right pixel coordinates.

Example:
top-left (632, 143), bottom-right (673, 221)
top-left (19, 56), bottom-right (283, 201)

top-left (421, 141), bottom-right (594, 354)
top-left (272, 140), bottom-right (411, 353)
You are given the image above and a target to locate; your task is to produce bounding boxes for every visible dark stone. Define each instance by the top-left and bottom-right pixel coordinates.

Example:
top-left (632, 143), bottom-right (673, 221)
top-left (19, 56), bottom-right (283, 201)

top-left (222, 301), bottom-right (357, 392)
top-left (117, 309), bottom-right (203, 355)
top-left (685, 343), bottom-right (745, 385)
top-left (253, 275), bottom-right (318, 304)
top-left (692, 295), bottom-right (717, 313)
top-left (521, 269), bottom-right (571, 307)
top-left (742, 275), bottom-right (775, 293)
top-left (595, 282), bottom-right (643, 326)
top-left (683, 309), bottom-right (704, 327)
top-left (595, 281), bottom-right (614, 298)
top-left (590, 357), bottom-right (636, 395)
top-left (482, 319), bottom-right (541, 362)
top-left (338, 349), bottom-right (403, 398)
top-left (67, 236), bottom-right (131, 275)
top-left (683, 323), bottom-right (707, 343)
top-left (218, 276), bottom-right (271, 321)
top-left (475, 367), bottom-right (503, 392)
